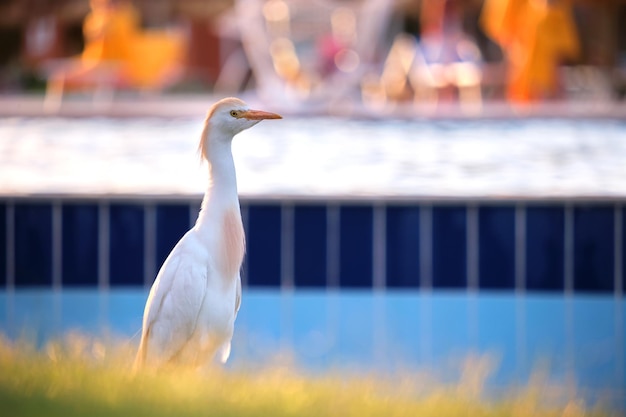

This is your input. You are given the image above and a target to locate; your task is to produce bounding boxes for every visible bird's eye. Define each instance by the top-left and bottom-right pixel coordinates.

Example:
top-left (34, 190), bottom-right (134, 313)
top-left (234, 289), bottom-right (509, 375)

top-left (230, 110), bottom-right (238, 118)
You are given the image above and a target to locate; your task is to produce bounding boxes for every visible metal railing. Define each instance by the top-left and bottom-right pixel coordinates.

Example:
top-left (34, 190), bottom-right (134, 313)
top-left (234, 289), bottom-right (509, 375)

top-left (1, 197), bottom-right (623, 296)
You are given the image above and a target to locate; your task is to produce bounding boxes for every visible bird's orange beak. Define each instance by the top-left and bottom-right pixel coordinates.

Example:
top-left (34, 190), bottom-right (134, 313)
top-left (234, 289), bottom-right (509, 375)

top-left (240, 109), bottom-right (282, 120)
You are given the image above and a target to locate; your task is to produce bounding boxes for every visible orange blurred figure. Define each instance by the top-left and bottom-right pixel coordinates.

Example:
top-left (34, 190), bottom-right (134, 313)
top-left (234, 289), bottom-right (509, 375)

top-left (81, 0), bottom-right (140, 64)
top-left (46, 0), bottom-right (184, 104)
top-left (481, 0), bottom-right (580, 102)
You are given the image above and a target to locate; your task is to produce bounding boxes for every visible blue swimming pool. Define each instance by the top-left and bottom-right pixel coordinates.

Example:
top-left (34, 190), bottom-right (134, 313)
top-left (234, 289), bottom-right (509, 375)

top-left (1, 289), bottom-right (623, 408)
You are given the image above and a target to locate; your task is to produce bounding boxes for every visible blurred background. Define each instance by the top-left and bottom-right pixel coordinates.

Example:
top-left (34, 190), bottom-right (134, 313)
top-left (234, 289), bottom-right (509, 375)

top-left (1, 0), bottom-right (626, 412)
top-left (0, 0), bottom-right (624, 106)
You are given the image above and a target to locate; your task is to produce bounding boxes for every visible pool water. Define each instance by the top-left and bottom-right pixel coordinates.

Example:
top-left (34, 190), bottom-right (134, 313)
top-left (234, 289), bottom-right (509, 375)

top-left (1, 289), bottom-right (623, 408)
top-left (0, 117), bottom-right (624, 198)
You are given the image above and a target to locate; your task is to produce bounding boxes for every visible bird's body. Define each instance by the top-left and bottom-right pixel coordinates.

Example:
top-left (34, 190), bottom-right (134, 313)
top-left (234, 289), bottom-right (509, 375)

top-left (135, 98), bottom-right (281, 369)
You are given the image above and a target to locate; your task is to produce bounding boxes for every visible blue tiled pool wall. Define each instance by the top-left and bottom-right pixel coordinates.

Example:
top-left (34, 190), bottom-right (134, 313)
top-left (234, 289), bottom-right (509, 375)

top-left (1, 199), bottom-right (624, 294)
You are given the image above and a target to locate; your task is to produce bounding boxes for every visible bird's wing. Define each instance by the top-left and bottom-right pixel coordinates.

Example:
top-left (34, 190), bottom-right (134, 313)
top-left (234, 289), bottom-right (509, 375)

top-left (135, 254), bottom-right (179, 369)
top-left (140, 248), bottom-right (209, 364)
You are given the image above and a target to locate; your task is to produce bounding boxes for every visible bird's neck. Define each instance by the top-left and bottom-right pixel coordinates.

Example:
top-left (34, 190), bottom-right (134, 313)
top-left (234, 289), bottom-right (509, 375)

top-left (196, 140), bottom-right (240, 228)
top-left (194, 140), bottom-right (246, 279)
top-left (207, 141), bottom-right (238, 198)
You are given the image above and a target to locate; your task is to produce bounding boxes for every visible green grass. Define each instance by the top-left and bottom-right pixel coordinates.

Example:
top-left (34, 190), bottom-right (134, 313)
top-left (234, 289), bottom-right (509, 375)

top-left (0, 333), bottom-right (616, 417)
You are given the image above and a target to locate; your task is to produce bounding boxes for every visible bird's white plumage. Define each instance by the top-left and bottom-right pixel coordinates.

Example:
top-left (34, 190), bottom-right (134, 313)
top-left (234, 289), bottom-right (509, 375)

top-left (134, 97), bottom-right (281, 369)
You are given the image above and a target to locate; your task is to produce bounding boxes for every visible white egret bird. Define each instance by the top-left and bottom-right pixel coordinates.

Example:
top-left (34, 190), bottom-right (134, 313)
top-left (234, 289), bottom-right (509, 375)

top-left (134, 97), bottom-right (281, 369)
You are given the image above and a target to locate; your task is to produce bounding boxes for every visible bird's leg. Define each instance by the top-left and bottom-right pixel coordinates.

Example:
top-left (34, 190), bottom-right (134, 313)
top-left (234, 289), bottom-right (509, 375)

top-left (194, 337), bottom-right (225, 372)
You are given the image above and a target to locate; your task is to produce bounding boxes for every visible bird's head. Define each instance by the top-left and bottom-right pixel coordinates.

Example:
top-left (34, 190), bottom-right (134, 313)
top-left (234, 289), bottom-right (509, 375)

top-left (200, 97), bottom-right (282, 160)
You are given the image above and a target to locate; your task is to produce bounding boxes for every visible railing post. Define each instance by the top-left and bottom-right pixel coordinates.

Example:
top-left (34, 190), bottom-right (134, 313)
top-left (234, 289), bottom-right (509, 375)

top-left (52, 200), bottom-right (63, 291)
top-left (515, 203), bottom-right (526, 293)
top-left (281, 203), bottom-right (294, 290)
top-left (144, 203), bottom-right (156, 288)
top-left (419, 204), bottom-right (432, 290)
top-left (467, 204), bottom-right (479, 291)
top-left (564, 204), bottom-right (574, 294)
top-left (327, 204), bottom-right (340, 289)
top-left (98, 201), bottom-right (110, 290)
top-left (372, 203), bottom-right (386, 290)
